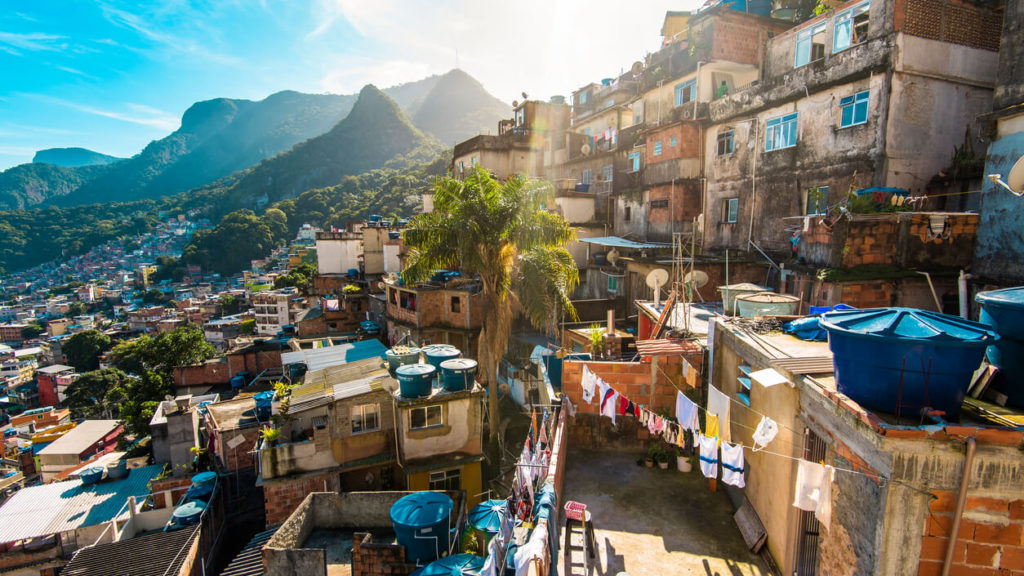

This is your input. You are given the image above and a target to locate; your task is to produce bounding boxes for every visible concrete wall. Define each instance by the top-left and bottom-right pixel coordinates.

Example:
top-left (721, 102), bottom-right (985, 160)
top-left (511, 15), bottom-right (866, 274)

top-left (397, 391), bottom-right (484, 462)
top-left (975, 113), bottom-right (1024, 284)
top-left (992, 0), bottom-right (1024, 110)
top-left (316, 238), bottom-right (361, 276)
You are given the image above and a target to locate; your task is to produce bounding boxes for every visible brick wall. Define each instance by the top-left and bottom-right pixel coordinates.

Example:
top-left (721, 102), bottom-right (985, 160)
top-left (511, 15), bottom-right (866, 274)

top-left (647, 181), bottom-right (702, 224)
top-left (838, 280), bottom-right (894, 309)
top-left (646, 123), bottom-right (700, 162)
top-left (918, 494), bottom-right (1024, 575)
top-left (173, 359), bottom-right (231, 388)
top-left (897, 0), bottom-right (1002, 52)
top-left (150, 475), bottom-right (194, 508)
top-left (263, 470), bottom-right (341, 525)
top-left (351, 532), bottom-right (417, 576)
top-left (214, 428), bottom-right (260, 472)
top-left (711, 19), bottom-right (767, 65)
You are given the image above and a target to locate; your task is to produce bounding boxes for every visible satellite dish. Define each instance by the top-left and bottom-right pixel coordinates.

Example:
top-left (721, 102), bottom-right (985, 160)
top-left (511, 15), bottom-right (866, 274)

top-left (581, 144), bottom-right (592, 155)
top-left (512, 99), bottom-right (519, 108)
top-left (377, 281), bottom-right (386, 290)
top-left (646, 268), bottom-right (669, 307)
top-left (989, 156), bottom-right (1024, 196)
top-left (631, 61), bottom-right (644, 76)
top-left (522, 91), bottom-right (529, 100)
top-left (684, 270), bottom-right (709, 289)
top-left (607, 248), bottom-right (620, 266)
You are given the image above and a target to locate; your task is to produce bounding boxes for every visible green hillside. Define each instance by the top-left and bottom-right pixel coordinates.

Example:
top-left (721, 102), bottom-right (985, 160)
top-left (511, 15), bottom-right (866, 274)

top-left (32, 148), bottom-right (123, 167)
top-left (0, 163), bottom-right (110, 209)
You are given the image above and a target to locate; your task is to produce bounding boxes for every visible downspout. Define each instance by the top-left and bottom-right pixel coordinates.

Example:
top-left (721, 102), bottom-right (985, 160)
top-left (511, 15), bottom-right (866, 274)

top-left (941, 438), bottom-right (976, 576)
top-left (392, 401), bottom-right (403, 469)
top-left (958, 270), bottom-right (973, 319)
top-left (747, 119), bottom-right (759, 251)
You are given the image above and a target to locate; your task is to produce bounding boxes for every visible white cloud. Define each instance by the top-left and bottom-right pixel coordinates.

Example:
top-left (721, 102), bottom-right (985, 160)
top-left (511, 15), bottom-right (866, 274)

top-left (97, 3), bottom-right (245, 67)
top-left (0, 31), bottom-right (66, 53)
top-left (22, 94), bottom-right (179, 131)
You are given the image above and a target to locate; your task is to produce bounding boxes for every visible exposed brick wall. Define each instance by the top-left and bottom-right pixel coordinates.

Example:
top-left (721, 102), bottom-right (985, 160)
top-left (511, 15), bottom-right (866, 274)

top-left (563, 357), bottom-right (700, 414)
top-left (646, 123), bottom-right (700, 162)
top-left (263, 470), bottom-right (341, 525)
top-left (173, 359), bottom-right (231, 388)
top-left (150, 476), bottom-right (194, 508)
top-left (898, 0), bottom-right (1002, 52)
top-left (351, 532), bottom-right (417, 576)
top-left (647, 181), bottom-right (702, 224)
top-left (838, 280), bottom-right (894, 309)
top-left (918, 494), bottom-right (1024, 575)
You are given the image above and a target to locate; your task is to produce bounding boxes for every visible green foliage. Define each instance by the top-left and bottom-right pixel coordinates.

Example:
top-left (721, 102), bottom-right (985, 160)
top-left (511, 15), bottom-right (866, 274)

top-left (342, 284), bottom-right (362, 294)
top-left (63, 368), bottom-right (128, 419)
top-left (180, 209), bottom-right (288, 275)
top-left (21, 319), bottom-right (45, 340)
top-left (0, 162), bottom-right (111, 210)
top-left (142, 289), bottom-right (166, 304)
top-left (119, 371), bottom-right (171, 439)
top-left (273, 263), bottom-right (317, 293)
top-left (65, 301), bottom-right (87, 318)
top-left (240, 319), bottom-right (256, 334)
top-left (260, 427), bottom-right (281, 444)
top-left (588, 324), bottom-right (606, 355)
top-left (149, 256), bottom-right (187, 283)
top-left (64, 329), bottom-right (112, 372)
top-left (49, 281), bottom-right (85, 297)
top-left (108, 324), bottom-right (216, 377)
top-left (219, 294), bottom-right (241, 315)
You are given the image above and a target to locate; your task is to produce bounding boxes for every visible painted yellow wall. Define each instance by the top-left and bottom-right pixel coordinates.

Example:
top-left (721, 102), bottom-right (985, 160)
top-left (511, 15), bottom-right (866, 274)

top-left (407, 461), bottom-right (483, 508)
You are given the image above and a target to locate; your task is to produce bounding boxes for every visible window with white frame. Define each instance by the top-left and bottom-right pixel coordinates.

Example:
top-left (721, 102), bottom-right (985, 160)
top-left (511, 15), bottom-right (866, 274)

top-left (839, 90), bottom-right (869, 128)
top-left (670, 136), bottom-right (677, 147)
top-left (410, 405), bottom-right (442, 429)
top-left (471, 156), bottom-right (478, 166)
top-left (806, 186), bottom-right (829, 216)
top-left (723, 198), bottom-right (739, 223)
top-left (627, 152), bottom-right (641, 172)
top-left (582, 169), bottom-right (593, 185)
top-left (351, 403), bottom-right (380, 434)
top-left (834, 1), bottom-right (870, 52)
top-left (429, 468), bottom-right (461, 491)
top-left (653, 141), bottom-right (663, 156)
top-left (765, 113), bottom-right (798, 151)
top-left (675, 80), bottom-right (696, 106)
top-left (602, 164), bottom-right (613, 182)
top-left (608, 275), bottom-right (619, 294)
top-left (717, 130), bottom-right (735, 156)
top-left (795, 22), bottom-right (827, 67)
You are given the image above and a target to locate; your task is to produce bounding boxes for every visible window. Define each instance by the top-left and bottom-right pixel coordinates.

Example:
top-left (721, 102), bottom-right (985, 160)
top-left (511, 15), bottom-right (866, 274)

top-left (458, 161), bottom-right (464, 175)
top-left (515, 108), bottom-right (525, 126)
top-left (650, 199), bottom-right (669, 209)
top-left (670, 136), bottom-right (678, 147)
top-left (839, 90), bottom-right (869, 128)
top-left (410, 405), bottom-right (442, 429)
top-left (429, 469), bottom-right (461, 491)
top-left (807, 186), bottom-right (829, 216)
top-left (627, 152), bottom-right (641, 172)
top-left (723, 198), bottom-right (739, 223)
top-left (602, 164), bottom-right (613, 182)
top-left (450, 296), bottom-right (461, 313)
top-left (834, 1), bottom-right (870, 52)
top-left (582, 169), bottom-right (593, 185)
top-left (765, 113), bottom-right (799, 151)
top-left (608, 275), bottom-right (619, 293)
top-left (471, 156), bottom-right (478, 167)
top-left (795, 22), bottom-right (827, 67)
top-left (653, 141), bottom-right (663, 156)
top-left (580, 91), bottom-right (588, 104)
top-left (351, 404), bottom-right (380, 434)
top-left (674, 80), bottom-right (696, 106)
top-left (717, 130), bottom-right (735, 156)
top-left (624, 206), bottom-right (632, 221)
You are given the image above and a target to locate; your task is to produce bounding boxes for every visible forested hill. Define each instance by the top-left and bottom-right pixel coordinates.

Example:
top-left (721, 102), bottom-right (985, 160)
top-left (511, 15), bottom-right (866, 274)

top-left (411, 69), bottom-right (510, 145)
top-left (55, 92), bottom-right (357, 206)
top-left (33, 148), bottom-right (123, 167)
top-left (0, 163), bottom-right (110, 210)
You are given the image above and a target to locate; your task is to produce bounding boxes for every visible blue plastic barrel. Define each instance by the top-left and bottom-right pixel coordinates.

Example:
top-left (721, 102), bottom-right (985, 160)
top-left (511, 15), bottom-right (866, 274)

top-left (976, 286), bottom-right (1024, 407)
top-left (390, 492), bottom-right (453, 564)
top-left (396, 364), bottom-right (436, 398)
top-left (821, 308), bottom-right (997, 418)
top-left (416, 554), bottom-right (485, 575)
top-left (79, 467), bottom-right (104, 485)
top-left (254, 391), bottom-right (274, 420)
top-left (423, 345), bottom-right (461, 372)
top-left (170, 500), bottom-right (207, 528)
top-left (439, 358), bottom-right (477, 392)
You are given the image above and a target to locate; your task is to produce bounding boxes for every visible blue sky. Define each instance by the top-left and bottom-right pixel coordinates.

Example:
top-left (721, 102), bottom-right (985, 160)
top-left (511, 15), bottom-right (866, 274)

top-left (0, 0), bottom-right (697, 170)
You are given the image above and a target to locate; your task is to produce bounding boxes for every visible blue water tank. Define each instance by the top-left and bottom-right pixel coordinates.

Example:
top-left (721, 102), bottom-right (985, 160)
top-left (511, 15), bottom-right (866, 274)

top-left (976, 286), bottom-right (1024, 407)
top-left (79, 467), bottom-right (104, 485)
top-left (439, 358), bottom-right (477, 392)
top-left (390, 492), bottom-right (453, 564)
top-left (170, 500), bottom-right (207, 528)
top-left (254, 391), bottom-right (274, 420)
top-left (348, 268), bottom-right (359, 277)
top-left (821, 308), bottom-right (997, 418)
top-left (423, 345), bottom-right (461, 372)
top-left (231, 375), bottom-right (245, 389)
top-left (386, 347), bottom-right (422, 374)
top-left (396, 364), bottom-right (437, 398)
top-left (185, 472), bottom-right (217, 502)
top-left (416, 554), bottom-right (485, 576)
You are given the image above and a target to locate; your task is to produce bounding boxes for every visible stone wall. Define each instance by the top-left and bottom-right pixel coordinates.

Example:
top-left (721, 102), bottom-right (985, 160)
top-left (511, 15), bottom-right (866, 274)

top-left (351, 533), bottom-right (416, 576)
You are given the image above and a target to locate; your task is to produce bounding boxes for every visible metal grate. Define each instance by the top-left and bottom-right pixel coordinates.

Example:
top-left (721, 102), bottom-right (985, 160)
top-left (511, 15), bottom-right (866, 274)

top-left (795, 429), bottom-right (827, 576)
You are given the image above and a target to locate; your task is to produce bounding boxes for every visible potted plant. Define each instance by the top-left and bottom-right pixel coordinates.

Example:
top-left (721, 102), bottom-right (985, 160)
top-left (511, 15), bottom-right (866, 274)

top-left (647, 444), bottom-right (665, 468)
top-left (656, 448), bottom-right (671, 469)
top-left (261, 427), bottom-right (281, 447)
top-left (676, 447), bottom-right (693, 472)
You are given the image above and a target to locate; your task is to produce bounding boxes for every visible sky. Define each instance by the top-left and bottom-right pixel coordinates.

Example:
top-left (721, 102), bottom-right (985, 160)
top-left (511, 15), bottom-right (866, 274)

top-left (0, 0), bottom-right (701, 170)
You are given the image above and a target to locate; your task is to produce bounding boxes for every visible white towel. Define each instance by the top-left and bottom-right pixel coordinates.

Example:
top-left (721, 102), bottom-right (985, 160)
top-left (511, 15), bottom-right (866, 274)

top-left (698, 432), bottom-right (719, 479)
top-left (793, 460), bottom-right (835, 530)
top-left (598, 380), bottom-right (617, 425)
top-left (675, 391), bottom-right (700, 431)
top-left (720, 441), bottom-right (746, 488)
top-left (581, 365), bottom-right (597, 404)
top-left (707, 385), bottom-right (732, 443)
top-left (752, 415), bottom-right (779, 451)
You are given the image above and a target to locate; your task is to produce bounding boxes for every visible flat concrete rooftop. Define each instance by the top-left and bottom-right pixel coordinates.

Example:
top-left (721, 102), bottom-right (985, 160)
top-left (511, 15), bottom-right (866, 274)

top-left (559, 448), bottom-right (766, 576)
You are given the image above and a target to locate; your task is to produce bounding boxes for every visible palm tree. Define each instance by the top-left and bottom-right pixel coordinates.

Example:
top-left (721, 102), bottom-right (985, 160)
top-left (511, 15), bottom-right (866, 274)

top-left (403, 167), bottom-right (579, 439)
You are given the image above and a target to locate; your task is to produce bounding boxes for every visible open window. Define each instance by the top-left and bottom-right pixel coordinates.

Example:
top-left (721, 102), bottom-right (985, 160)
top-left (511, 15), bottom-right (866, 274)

top-left (834, 1), bottom-right (870, 52)
top-left (795, 22), bottom-right (827, 67)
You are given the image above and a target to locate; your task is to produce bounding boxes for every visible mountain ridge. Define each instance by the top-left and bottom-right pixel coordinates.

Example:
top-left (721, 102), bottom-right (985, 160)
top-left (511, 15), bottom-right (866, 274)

top-left (32, 148), bottom-right (123, 167)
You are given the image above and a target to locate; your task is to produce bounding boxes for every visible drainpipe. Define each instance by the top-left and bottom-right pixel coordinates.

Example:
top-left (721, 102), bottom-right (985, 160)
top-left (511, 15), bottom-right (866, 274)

top-left (958, 270), bottom-right (973, 320)
top-left (747, 119), bottom-right (759, 251)
top-left (915, 271), bottom-right (942, 312)
top-left (941, 438), bottom-right (976, 576)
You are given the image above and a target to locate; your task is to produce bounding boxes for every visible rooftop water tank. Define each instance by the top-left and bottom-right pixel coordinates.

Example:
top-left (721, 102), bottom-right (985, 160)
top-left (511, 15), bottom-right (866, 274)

top-left (396, 364), bottom-right (436, 398)
top-left (191, 471), bottom-right (217, 486)
top-left (423, 345), bottom-right (461, 372)
top-left (79, 467), bottom-right (104, 485)
top-left (467, 499), bottom-right (510, 536)
top-left (230, 375), bottom-right (245, 389)
top-left (821, 308), bottom-right (997, 418)
top-left (719, 283), bottom-right (771, 315)
top-left (254, 391), bottom-right (274, 421)
top-left (439, 358), bottom-right (477, 392)
top-left (736, 292), bottom-right (800, 318)
top-left (975, 286), bottom-right (1024, 407)
top-left (169, 500), bottom-right (207, 529)
top-left (413, 554), bottom-right (485, 576)
top-left (390, 492), bottom-right (453, 565)
top-left (386, 346), bottom-right (421, 374)
top-left (105, 459), bottom-right (128, 480)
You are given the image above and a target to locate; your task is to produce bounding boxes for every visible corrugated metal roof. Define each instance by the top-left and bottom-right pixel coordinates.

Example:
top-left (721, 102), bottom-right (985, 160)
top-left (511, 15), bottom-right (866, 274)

top-left (0, 465), bottom-right (163, 544)
top-left (37, 420), bottom-right (120, 456)
top-left (280, 340), bottom-right (387, 372)
top-left (772, 356), bottom-right (835, 375)
top-left (220, 527), bottom-right (278, 576)
top-left (61, 525), bottom-right (200, 576)
top-left (577, 236), bottom-right (672, 249)
top-left (333, 373), bottom-right (394, 401)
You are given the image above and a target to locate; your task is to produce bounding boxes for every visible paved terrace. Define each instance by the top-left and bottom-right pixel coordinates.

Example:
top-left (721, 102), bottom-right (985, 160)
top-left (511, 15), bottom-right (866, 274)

top-left (559, 448), bottom-right (766, 576)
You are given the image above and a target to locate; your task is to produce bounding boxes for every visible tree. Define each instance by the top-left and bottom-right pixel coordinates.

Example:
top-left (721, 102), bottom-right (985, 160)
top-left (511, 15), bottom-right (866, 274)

top-left (63, 329), bottom-right (112, 372)
top-left (65, 301), bottom-right (87, 318)
top-left (21, 319), bottom-right (45, 339)
top-left (63, 368), bottom-right (128, 419)
top-left (108, 324), bottom-right (216, 378)
top-left (219, 294), bottom-right (241, 315)
top-left (402, 168), bottom-right (578, 441)
top-left (120, 371), bottom-right (171, 439)
top-left (142, 289), bottom-right (165, 304)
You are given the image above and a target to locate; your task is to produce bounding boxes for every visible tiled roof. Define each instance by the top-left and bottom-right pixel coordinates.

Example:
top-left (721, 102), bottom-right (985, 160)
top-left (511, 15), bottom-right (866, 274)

top-left (220, 526), bottom-right (278, 576)
top-left (61, 525), bottom-right (200, 576)
top-left (0, 465), bottom-right (162, 544)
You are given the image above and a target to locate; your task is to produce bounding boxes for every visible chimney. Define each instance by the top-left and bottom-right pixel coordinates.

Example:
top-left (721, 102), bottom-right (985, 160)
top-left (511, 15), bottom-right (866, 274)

top-left (607, 309), bottom-right (615, 335)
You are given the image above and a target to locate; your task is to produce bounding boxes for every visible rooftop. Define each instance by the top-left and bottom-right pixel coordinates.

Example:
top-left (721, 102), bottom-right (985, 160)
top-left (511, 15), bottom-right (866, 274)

top-left (37, 420), bottom-right (120, 456)
top-left (59, 524), bottom-right (200, 576)
top-left (280, 339), bottom-right (387, 372)
top-left (206, 396), bottom-right (260, 431)
top-left (0, 465), bottom-right (162, 544)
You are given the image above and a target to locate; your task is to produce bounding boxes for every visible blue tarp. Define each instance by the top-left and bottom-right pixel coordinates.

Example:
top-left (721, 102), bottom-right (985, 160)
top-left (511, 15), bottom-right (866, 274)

top-left (576, 236), bottom-right (671, 249)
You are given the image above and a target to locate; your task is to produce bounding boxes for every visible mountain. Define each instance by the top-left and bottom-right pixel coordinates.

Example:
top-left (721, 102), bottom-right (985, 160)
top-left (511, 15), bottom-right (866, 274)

top-left (54, 91), bottom-right (356, 206)
top-left (409, 69), bottom-right (511, 145)
top-left (221, 85), bottom-right (439, 207)
top-left (33, 148), bottom-right (123, 167)
top-left (383, 75), bottom-right (443, 117)
top-left (0, 162), bottom-right (110, 209)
